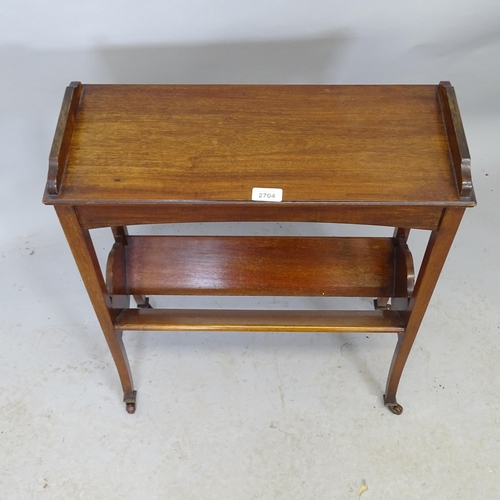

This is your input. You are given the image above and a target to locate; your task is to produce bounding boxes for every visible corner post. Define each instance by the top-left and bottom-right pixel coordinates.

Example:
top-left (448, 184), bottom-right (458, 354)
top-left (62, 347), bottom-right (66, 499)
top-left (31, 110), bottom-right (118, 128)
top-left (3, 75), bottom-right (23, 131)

top-left (384, 208), bottom-right (465, 413)
top-left (55, 205), bottom-right (136, 413)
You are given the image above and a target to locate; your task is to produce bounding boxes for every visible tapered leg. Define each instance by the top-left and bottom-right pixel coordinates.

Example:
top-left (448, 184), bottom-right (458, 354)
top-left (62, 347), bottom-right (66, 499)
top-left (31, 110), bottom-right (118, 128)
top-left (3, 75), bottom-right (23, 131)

top-left (384, 209), bottom-right (465, 414)
top-left (56, 207), bottom-right (136, 413)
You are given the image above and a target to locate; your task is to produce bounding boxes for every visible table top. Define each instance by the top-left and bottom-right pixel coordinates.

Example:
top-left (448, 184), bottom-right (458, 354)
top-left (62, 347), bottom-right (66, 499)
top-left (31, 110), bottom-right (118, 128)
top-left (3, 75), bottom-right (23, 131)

top-left (44, 83), bottom-right (475, 206)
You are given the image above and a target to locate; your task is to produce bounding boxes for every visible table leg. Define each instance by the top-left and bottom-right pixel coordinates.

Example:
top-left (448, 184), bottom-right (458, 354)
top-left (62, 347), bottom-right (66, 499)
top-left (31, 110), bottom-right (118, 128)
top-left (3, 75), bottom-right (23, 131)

top-left (383, 208), bottom-right (465, 414)
top-left (56, 206), bottom-right (136, 413)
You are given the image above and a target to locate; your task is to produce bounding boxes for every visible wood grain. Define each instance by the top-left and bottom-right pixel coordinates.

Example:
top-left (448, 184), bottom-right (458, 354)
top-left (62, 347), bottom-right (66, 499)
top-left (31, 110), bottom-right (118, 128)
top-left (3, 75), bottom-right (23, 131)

top-left (115, 308), bottom-right (405, 333)
top-left (118, 236), bottom-right (397, 297)
top-left (75, 203), bottom-right (445, 230)
top-left (43, 83), bottom-right (475, 413)
top-left (438, 81), bottom-right (474, 200)
top-left (44, 84), bottom-right (474, 205)
top-left (55, 205), bottom-right (134, 397)
top-left (384, 207), bottom-right (466, 405)
top-left (47, 82), bottom-right (83, 195)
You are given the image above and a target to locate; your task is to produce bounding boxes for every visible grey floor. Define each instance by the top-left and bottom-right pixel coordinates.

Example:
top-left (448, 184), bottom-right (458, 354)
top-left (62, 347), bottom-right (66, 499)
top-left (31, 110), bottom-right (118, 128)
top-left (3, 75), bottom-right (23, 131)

top-left (1, 51), bottom-right (500, 499)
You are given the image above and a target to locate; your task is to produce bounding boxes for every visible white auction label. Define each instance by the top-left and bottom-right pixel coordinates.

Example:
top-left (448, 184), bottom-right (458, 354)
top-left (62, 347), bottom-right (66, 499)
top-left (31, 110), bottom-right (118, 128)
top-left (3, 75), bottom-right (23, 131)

top-left (251, 187), bottom-right (283, 202)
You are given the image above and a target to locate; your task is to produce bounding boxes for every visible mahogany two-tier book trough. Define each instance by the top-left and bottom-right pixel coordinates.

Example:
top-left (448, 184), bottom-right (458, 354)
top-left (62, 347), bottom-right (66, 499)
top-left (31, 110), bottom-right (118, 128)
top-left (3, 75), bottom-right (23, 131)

top-left (43, 82), bottom-right (475, 414)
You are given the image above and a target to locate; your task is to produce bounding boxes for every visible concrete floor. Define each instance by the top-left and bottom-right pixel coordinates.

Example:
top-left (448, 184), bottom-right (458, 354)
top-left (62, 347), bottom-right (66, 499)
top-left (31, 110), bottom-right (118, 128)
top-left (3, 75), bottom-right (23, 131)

top-left (1, 82), bottom-right (499, 498)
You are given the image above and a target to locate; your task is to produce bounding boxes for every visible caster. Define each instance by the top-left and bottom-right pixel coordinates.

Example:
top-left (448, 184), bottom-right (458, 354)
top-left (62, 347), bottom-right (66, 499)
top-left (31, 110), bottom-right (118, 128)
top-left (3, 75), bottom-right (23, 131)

top-left (387, 403), bottom-right (403, 415)
top-left (124, 390), bottom-right (137, 414)
top-left (384, 395), bottom-right (403, 415)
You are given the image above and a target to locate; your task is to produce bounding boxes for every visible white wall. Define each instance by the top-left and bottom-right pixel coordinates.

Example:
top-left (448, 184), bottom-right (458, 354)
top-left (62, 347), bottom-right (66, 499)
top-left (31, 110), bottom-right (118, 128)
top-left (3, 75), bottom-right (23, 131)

top-left (2, 0), bottom-right (499, 108)
top-left (1, 0), bottom-right (498, 51)
top-left (1, 0), bottom-right (499, 245)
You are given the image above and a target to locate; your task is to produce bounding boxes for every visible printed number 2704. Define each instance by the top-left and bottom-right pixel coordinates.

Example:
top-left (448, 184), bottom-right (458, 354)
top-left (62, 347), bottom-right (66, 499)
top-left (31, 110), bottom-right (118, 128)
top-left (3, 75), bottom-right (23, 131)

top-left (252, 187), bottom-right (283, 202)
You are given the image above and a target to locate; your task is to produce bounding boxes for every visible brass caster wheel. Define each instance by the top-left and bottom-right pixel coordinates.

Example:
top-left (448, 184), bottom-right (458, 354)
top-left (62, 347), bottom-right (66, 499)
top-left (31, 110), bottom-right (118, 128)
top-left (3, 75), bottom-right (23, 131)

top-left (124, 390), bottom-right (137, 414)
top-left (384, 395), bottom-right (403, 415)
top-left (387, 403), bottom-right (403, 415)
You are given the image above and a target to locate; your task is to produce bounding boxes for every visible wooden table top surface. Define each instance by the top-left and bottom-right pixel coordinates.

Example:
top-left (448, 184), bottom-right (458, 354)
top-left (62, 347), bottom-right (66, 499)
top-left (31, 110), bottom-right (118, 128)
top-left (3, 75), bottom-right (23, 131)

top-left (47, 84), bottom-right (474, 206)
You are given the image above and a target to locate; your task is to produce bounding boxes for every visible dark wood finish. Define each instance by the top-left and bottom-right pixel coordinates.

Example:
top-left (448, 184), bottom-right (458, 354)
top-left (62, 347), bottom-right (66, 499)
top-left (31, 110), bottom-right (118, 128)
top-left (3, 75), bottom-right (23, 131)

top-left (438, 81), bottom-right (474, 200)
top-left (43, 84), bottom-right (475, 207)
top-left (394, 239), bottom-right (415, 299)
top-left (44, 82), bottom-right (475, 414)
top-left (75, 203), bottom-right (445, 231)
top-left (384, 207), bottom-right (465, 411)
top-left (54, 205), bottom-right (136, 411)
top-left (47, 82), bottom-right (83, 195)
top-left (111, 225), bottom-right (129, 245)
top-left (116, 309), bottom-right (405, 333)
top-left (109, 226), bottom-right (149, 308)
top-left (376, 227), bottom-right (413, 311)
top-left (115, 236), bottom-right (396, 297)
top-left (105, 241), bottom-right (129, 310)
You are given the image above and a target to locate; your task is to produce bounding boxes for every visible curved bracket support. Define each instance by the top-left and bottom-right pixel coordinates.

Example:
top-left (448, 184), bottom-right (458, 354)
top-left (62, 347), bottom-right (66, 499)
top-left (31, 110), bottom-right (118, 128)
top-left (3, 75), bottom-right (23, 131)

top-left (106, 241), bottom-right (130, 312)
top-left (395, 238), bottom-right (415, 299)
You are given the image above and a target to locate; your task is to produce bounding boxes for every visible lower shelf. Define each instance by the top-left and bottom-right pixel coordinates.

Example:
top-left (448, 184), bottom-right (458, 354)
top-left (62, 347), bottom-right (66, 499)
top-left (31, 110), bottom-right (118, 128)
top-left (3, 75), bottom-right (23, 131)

top-left (116, 236), bottom-right (398, 297)
top-left (115, 308), bottom-right (405, 333)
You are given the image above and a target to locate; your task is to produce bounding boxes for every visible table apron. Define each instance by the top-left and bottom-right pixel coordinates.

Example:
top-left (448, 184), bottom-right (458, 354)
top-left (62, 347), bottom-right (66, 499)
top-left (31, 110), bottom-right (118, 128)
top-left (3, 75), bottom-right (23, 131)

top-left (75, 203), bottom-right (444, 231)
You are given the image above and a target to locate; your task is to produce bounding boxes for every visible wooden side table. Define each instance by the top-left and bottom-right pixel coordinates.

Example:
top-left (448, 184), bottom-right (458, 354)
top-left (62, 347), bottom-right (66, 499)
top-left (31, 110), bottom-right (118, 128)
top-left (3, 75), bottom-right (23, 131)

top-left (43, 82), bottom-right (475, 414)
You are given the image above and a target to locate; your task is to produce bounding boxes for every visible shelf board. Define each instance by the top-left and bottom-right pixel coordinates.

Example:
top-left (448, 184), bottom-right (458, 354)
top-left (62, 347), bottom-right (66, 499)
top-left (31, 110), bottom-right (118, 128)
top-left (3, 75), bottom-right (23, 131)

top-left (115, 308), bottom-right (405, 333)
top-left (122, 236), bottom-right (396, 297)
